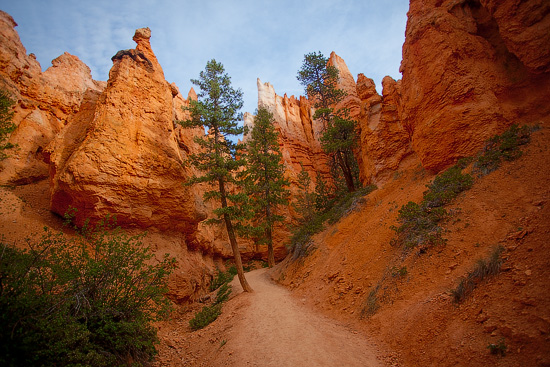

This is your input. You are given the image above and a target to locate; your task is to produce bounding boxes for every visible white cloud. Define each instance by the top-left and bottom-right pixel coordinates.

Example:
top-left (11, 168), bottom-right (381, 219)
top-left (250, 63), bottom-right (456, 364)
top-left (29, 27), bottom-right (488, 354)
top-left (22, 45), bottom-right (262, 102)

top-left (2, 0), bottom-right (409, 114)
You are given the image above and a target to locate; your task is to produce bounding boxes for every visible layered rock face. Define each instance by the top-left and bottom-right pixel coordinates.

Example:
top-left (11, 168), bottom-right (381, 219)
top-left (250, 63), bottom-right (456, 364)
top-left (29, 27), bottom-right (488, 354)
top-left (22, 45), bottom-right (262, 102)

top-left (245, 78), bottom-right (332, 189)
top-left (0, 11), bottom-right (105, 184)
top-left (400, 0), bottom-right (550, 171)
top-left (46, 28), bottom-right (207, 245)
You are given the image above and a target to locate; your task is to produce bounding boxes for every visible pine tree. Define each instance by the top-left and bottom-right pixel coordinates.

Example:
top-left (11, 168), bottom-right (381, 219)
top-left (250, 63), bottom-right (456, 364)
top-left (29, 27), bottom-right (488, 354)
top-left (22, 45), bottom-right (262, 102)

top-left (177, 60), bottom-right (253, 293)
top-left (293, 165), bottom-right (316, 224)
top-left (0, 89), bottom-right (16, 161)
top-left (297, 51), bottom-right (358, 193)
top-left (241, 107), bottom-right (290, 267)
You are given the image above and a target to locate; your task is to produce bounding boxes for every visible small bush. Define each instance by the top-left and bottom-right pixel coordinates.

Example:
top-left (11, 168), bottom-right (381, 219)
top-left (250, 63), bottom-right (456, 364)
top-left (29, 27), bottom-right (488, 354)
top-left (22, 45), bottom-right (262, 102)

top-left (474, 124), bottom-right (532, 176)
top-left (361, 286), bottom-right (380, 318)
top-left (189, 304), bottom-right (222, 331)
top-left (391, 164), bottom-right (473, 250)
top-left (451, 246), bottom-right (504, 304)
top-left (214, 283), bottom-right (232, 305)
top-left (210, 268), bottom-right (236, 291)
top-left (487, 338), bottom-right (507, 356)
top-left (423, 166), bottom-right (473, 208)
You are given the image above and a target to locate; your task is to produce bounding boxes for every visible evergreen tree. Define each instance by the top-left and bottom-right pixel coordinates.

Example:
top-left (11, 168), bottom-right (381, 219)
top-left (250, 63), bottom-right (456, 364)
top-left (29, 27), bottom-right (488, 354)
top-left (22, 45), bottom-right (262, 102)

top-left (297, 51), bottom-right (358, 192)
top-left (241, 107), bottom-right (290, 267)
top-left (0, 89), bottom-right (16, 161)
top-left (293, 165), bottom-right (316, 224)
top-left (177, 60), bottom-right (252, 293)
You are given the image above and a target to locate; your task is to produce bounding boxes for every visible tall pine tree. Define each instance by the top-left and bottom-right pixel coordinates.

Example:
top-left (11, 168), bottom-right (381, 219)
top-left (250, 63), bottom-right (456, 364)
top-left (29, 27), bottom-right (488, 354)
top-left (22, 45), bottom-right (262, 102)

top-left (241, 107), bottom-right (290, 267)
top-left (177, 59), bottom-right (253, 292)
top-left (297, 51), bottom-right (358, 193)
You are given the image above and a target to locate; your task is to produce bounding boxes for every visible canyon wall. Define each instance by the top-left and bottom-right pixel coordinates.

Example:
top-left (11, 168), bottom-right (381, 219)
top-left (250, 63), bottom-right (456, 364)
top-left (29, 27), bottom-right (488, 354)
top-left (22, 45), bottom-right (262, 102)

top-left (399, 0), bottom-right (550, 171)
top-left (0, 10), bottom-right (105, 184)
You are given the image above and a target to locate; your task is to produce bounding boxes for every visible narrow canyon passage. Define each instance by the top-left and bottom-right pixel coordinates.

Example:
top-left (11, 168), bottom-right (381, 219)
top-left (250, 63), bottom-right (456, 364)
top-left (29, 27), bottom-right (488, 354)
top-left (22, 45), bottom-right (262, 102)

top-left (221, 268), bottom-right (381, 366)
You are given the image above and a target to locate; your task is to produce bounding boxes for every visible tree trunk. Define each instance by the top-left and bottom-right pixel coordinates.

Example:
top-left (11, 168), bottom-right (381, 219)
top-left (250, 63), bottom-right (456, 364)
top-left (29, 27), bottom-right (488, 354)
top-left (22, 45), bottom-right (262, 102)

top-left (336, 151), bottom-right (355, 192)
top-left (266, 225), bottom-right (275, 268)
top-left (219, 178), bottom-right (253, 293)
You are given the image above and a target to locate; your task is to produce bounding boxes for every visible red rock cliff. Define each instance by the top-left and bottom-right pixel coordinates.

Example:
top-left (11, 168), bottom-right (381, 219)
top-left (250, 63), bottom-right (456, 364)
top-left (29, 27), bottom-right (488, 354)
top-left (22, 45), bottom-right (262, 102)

top-left (0, 10), bottom-right (105, 184)
top-left (45, 28), bottom-right (207, 247)
top-left (399, 0), bottom-right (550, 172)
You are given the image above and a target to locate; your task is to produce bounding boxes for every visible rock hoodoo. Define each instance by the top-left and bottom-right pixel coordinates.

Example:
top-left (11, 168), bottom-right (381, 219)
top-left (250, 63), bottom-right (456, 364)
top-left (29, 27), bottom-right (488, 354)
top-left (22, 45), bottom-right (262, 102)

top-left (45, 28), bottom-right (206, 245)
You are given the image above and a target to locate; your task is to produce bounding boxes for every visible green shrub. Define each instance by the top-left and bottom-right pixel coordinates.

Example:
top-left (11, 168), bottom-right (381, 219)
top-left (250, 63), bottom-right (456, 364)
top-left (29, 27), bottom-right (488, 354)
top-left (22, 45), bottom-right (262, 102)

top-left (487, 338), bottom-right (507, 356)
top-left (361, 286), bottom-right (380, 318)
top-left (391, 164), bottom-right (473, 250)
top-left (189, 304), bottom-right (222, 331)
top-left (451, 246), bottom-right (504, 304)
top-left (0, 89), bottom-right (17, 160)
top-left (474, 124), bottom-right (532, 176)
top-left (210, 268), bottom-right (235, 291)
top-left (423, 166), bottom-right (473, 208)
top-left (214, 283), bottom-right (232, 305)
top-left (0, 217), bottom-right (175, 367)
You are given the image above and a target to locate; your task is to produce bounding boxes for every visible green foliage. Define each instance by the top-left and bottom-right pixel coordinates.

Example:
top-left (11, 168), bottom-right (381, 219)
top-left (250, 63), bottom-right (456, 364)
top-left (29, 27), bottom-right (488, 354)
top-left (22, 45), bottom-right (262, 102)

top-left (297, 51), bottom-right (359, 192)
top-left (176, 59), bottom-right (246, 222)
top-left (240, 107), bottom-right (290, 266)
top-left (391, 266), bottom-right (408, 278)
top-left (190, 267), bottom-right (234, 331)
top-left (487, 338), bottom-right (507, 356)
top-left (177, 59), bottom-right (252, 293)
top-left (296, 51), bottom-right (344, 108)
top-left (391, 164), bottom-right (473, 250)
top-left (0, 89), bottom-right (16, 160)
top-left (423, 165), bottom-right (474, 208)
top-left (0, 216), bottom-right (175, 367)
top-left (451, 246), bottom-right (504, 304)
top-left (361, 286), bottom-right (380, 318)
top-left (290, 185), bottom-right (376, 258)
top-left (189, 304), bottom-right (222, 331)
top-left (473, 124), bottom-right (532, 176)
top-left (209, 268), bottom-right (236, 291)
top-left (293, 167), bottom-right (317, 224)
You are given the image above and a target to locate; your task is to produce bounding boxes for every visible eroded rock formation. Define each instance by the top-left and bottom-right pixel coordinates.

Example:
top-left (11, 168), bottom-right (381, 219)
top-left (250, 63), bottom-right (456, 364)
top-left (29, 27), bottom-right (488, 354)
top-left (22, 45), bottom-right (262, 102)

top-left (0, 10), bottom-right (105, 184)
top-left (400, 0), bottom-right (550, 171)
top-left (45, 28), bottom-right (207, 247)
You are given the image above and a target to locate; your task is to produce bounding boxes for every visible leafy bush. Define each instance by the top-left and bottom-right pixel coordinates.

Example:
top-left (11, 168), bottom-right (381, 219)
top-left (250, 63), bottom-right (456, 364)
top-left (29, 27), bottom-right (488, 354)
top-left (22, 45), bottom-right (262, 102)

top-left (189, 304), bottom-right (222, 331)
top-left (191, 266), bottom-right (235, 331)
top-left (391, 164), bottom-right (473, 250)
top-left (451, 246), bottom-right (504, 304)
top-left (423, 165), bottom-right (474, 208)
top-left (474, 124), bottom-right (532, 176)
top-left (487, 338), bottom-right (507, 356)
top-left (0, 216), bottom-right (175, 367)
top-left (210, 267), bottom-right (236, 291)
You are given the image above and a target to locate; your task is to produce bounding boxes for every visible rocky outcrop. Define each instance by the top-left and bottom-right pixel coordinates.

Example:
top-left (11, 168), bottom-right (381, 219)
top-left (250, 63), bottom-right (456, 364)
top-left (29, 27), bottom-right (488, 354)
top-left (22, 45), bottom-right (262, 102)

top-left (45, 28), bottom-right (206, 246)
top-left (247, 78), bottom-right (332, 188)
top-left (0, 10), bottom-right (105, 184)
top-left (400, 0), bottom-right (550, 172)
top-left (356, 75), bottom-right (414, 185)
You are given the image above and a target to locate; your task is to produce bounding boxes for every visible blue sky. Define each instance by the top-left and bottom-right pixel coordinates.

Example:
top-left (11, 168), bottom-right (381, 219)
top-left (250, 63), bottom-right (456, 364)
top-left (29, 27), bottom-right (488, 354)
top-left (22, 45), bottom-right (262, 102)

top-left (1, 0), bottom-right (409, 116)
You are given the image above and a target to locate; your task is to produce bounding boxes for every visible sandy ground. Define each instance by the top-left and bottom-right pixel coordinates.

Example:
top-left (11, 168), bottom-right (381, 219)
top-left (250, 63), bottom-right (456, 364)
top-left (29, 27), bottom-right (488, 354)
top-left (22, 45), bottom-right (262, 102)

top-left (155, 268), bottom-right (382, 366)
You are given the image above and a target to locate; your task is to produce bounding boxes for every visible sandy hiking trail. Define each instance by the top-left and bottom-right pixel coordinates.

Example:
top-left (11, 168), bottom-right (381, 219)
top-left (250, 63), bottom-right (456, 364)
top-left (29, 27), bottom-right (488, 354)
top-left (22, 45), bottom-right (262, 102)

top-left (211, 268), bottom-right (381, 366)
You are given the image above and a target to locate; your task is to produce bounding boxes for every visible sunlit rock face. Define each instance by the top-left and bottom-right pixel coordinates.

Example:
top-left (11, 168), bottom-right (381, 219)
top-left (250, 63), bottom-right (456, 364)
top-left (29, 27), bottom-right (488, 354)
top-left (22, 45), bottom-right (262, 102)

top-left (0, 10), bottom-right (105, 184)
top-left (399, 0), bottom-right (550, 172)
top-left (46, 28), bottom-right (207, 246)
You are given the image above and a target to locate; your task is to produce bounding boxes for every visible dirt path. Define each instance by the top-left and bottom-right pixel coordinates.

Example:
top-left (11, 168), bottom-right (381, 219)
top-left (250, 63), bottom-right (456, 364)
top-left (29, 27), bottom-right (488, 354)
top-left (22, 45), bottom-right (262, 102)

top-left (216, 268), bottom-right (381, 366)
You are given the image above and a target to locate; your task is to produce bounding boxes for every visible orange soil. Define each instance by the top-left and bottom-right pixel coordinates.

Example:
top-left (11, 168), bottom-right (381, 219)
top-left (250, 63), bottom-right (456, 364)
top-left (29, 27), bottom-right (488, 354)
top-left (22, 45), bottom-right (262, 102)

top-left (2, 124), bottom-right (548, 367)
